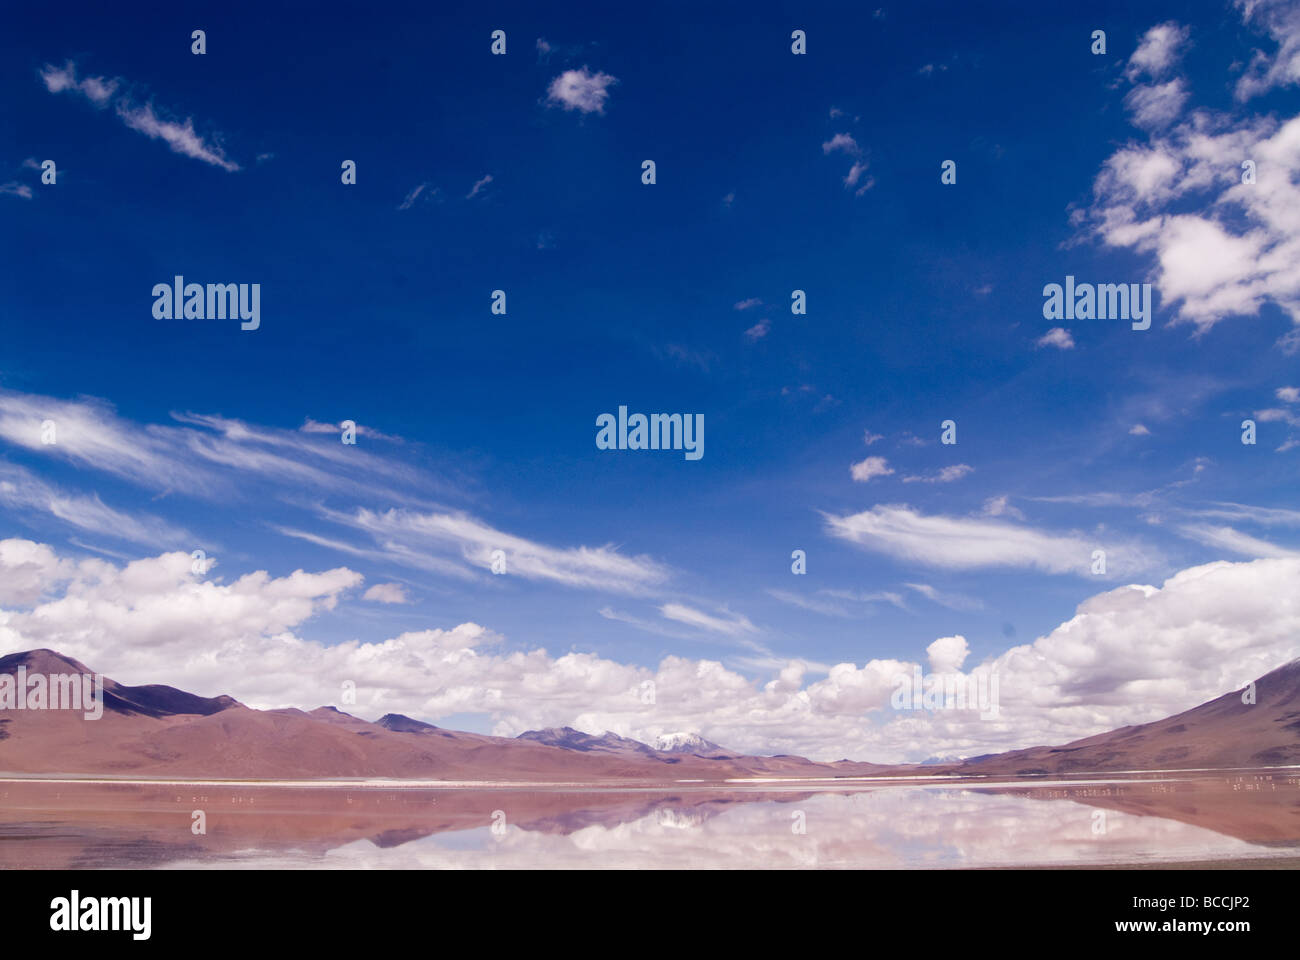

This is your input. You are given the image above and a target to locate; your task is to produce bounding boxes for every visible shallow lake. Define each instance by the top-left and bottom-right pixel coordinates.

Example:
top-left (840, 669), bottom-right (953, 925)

top-left (2, 769), bottom-right (1298, 869)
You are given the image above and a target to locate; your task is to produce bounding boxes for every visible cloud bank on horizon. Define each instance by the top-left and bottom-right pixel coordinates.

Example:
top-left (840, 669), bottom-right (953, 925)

top-left (0, 537), bottom-right (1297, 762)
top-left (1, 0), bottom-right (1299, 761)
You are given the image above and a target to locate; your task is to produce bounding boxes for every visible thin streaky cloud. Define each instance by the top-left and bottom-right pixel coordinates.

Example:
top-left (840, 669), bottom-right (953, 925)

top-left (823, 504), bottom-right (1160, 576)
top-left (40, 61), bottom-right (238, 171)
top-left (316, 505), bottom-right (672, 594)
top-left (659, 602), bottom-right (757, 636)
top-left (902, 464), bottom-right (973, 484)
top-left (0, 459), bottom-right (193, 548)
top-left (903, 582), bottom-right (984, 612)
top-left (1177, 524), bottom-right (1300, 558)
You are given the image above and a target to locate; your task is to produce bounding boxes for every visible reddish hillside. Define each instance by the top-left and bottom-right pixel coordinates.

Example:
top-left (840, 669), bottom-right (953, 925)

top-left (959, 659), bottom-right (1300, 776)
top-left (3, 649), bottom-right (1297, 781)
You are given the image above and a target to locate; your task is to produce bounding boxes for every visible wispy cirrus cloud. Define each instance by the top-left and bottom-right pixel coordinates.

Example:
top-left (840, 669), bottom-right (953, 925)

top-left (0, 390), bottom-right (211, 493)
top-left (659, 602), bottom-right (756, 637)
top-left (1177, 524), bottom-right (1300, 558)
top-left (299, 418), bottom-right (404, 443)
top-left (40, 60), bottom-right (239, 171)
top-left (901, 464), bottom-right (973, 484)
top-left (820, 588), bottom-right (906, 608)
top-left (904, 582), bottom-right (984, 612)
top-left (397, 182), bottom-right (440, 210)
top-left (317, 505), bottom-right (672, 595)
top-left (598, 605), bottom-right (699, 641)
top-left (765, 588), bottom-right (854, 618)
top-left (1024, 493), bottom-right (1300, 557)
top-left (823, 503), bottom-right (1158, 576)
top-left (767, 586), bottom-right (905, 619)
top-left (1, 182), bottom-right (34, 200)
top-left (272, 526), bottom-right (476, 581)
top-left (1183, 501), bottom-right (1300, 527)
top-left (0, 389), bottom-right (427, 506)
top-left (0, 459), bottom-right (192, 548)
top-left (0, 388), bottom-right (677, 598)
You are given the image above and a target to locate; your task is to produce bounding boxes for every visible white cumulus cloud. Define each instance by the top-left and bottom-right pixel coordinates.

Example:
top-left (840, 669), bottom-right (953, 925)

top-left (546, 67), bottom-right (618, 114)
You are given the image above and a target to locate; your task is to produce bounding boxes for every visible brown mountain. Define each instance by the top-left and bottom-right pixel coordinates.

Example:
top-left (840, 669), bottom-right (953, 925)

top-left (0, 648), bottom-right (892, 781)
top-left (1, 648), bottom-right (1297, 781)
top-left (955, 658), bottom-right (1300, 776)
top-left (0, 649), bottom-right (238, 719)
top-left (517, 726), bottom-right (662, 758)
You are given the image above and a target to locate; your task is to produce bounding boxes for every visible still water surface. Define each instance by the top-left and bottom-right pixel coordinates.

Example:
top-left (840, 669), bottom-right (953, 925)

top-left (2, 770), bottom-right (1297, 869)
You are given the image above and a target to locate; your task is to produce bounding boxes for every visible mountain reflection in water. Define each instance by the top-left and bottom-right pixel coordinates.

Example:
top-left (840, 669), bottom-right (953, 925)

top-left (2, 770), bottom-right (1297, 869)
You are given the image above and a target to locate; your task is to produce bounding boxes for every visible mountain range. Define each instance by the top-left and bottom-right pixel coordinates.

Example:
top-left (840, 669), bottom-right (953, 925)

top-left (1, 648), bottom-right (1297, 780)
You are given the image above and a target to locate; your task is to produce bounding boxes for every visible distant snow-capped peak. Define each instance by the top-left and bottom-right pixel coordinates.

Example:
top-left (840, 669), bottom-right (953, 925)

top-left (654, 732), bottom-right (724, 754)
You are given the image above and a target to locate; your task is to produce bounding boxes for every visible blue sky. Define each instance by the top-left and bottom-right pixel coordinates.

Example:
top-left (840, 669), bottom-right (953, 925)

top-left (1, 1), bottom-right (1299, 760)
